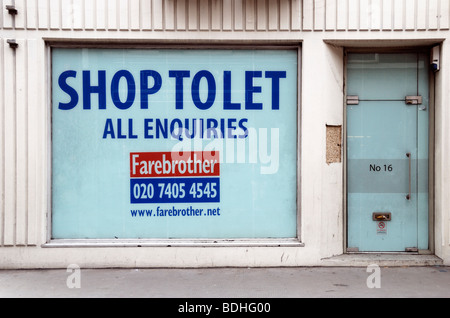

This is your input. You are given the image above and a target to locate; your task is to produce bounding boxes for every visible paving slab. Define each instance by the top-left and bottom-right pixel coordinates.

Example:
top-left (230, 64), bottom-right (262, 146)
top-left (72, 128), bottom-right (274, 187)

top-left (0, 266), bottom-right (449, 298)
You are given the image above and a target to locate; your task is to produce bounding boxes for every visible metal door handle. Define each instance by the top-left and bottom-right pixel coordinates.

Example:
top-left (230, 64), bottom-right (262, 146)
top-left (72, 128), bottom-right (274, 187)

top-left (406, 152), bottom-right (411, 200)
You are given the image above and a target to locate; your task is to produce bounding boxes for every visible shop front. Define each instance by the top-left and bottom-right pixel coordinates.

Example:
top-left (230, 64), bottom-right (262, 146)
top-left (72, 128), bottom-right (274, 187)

top-left (0, 0), bottom-right (449, 268)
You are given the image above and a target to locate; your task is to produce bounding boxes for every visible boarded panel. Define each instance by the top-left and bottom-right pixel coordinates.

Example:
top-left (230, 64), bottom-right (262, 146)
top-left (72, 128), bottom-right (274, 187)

top-left (326, 125), bottom-right (342, 164)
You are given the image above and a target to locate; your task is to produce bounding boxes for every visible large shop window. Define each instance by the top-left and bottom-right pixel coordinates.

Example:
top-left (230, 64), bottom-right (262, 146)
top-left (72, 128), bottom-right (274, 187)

top-left (51, 48), bottom-right (298, 240)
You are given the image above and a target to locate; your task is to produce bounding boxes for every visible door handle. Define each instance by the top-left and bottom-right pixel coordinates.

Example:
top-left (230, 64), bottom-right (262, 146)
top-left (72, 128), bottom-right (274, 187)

top-left (406, 152), bottom-right (411, 200)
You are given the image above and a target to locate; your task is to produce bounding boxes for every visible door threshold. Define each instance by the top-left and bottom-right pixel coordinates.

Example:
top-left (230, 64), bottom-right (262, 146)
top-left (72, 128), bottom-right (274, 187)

top-left (321, 253), bottom-right (443, 267)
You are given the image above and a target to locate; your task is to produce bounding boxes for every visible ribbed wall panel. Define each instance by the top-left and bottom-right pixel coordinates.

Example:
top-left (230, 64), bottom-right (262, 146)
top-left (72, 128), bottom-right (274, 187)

top-left (1, 0), bottom-right (448, 32)
top-left (0, 0), bottom-right (449, 247)
top-left (0, 37), bottom-right (44, 246)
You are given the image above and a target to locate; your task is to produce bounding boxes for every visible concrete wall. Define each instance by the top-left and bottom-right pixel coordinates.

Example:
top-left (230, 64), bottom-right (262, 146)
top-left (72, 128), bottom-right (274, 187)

top-left (0, 0), bottom-right (449, 268)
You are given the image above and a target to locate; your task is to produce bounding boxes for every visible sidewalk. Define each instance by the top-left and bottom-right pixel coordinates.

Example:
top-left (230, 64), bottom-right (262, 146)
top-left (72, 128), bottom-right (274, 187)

top-left (0, 266), bottom-right (449, 298)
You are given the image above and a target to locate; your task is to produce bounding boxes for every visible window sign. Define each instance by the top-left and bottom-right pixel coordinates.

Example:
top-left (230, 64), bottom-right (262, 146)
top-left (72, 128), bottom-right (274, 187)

top-left (51, 48), bottom-right (298, 239)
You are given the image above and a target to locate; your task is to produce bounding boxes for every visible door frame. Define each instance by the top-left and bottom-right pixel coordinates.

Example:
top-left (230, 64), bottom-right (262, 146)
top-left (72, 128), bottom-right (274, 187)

top-left (343, 46), bottom-right (435, 254)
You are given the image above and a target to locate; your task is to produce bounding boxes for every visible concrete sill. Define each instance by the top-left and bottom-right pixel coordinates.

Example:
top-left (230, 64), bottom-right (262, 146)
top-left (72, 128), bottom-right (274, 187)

top-left (321, 253), bottom-right (444, 267)
top-left (42, 238), bottom-right (305, 248)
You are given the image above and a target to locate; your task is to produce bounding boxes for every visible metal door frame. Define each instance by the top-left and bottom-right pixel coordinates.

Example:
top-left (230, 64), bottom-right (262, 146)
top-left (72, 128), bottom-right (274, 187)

top-left (343, 47), bottom-right (435, 254)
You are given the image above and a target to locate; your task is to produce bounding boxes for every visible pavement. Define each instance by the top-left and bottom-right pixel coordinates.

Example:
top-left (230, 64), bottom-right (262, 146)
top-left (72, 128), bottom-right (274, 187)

top-left (0, 265), bottom-right (449, 298)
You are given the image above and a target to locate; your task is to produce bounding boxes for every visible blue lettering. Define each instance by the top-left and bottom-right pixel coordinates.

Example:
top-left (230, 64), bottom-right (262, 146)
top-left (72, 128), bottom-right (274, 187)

top-left (144, 118), bottom-right (154, 139)
top-left (82, 70), bottom-right (106, 109)
top-left (128, 118), bottom-right (138, 139)
top-left (191, 70), bottom-right (216, 110)
top-left (57, 69), bottom-right (287, 111)
top-left (223, 71), bottom-right (240, 110)
top-left (265, 71), bottom-right (286, 110)
top-left (58, 70), bottom-right (79, 110)
top-left (140, 70), bottom-right (162, 109)
top-left (169, 70), bottom-right (190, 109)
top-left (156, 118), bottom-right (168, 139)
top-left (111, 70), bottom-right (136, 110)
top-left (206, 118), bottom-right (219, 138)
top-left (245, 71), bottom-right (263, 110)
top-left (238, 118), bottom-right (248, 138)
top-left (117, 118), bottom-right (127, 138)
top-left (102, 118), bottom-right (115, 139)
top-left (227, 118), bottom-right (237, 138)
top-left (170, 118), bottom-right (183, 140)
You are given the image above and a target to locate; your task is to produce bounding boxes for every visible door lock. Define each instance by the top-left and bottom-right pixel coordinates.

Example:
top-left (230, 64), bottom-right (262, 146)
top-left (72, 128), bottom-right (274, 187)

top-left (372, 212), bottom-right (391, 221)
top-left (405, 96), bottom-right (422, 105)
